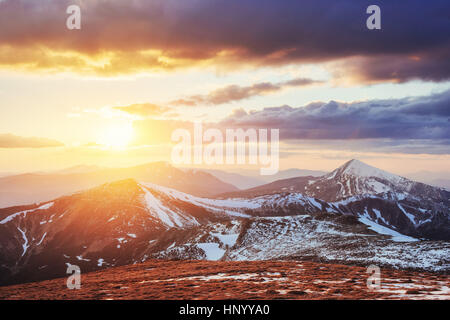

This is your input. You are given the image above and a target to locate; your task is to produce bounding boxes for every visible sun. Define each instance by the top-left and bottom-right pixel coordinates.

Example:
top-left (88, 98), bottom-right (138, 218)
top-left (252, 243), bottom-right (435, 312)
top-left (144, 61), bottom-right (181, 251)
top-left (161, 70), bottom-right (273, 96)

top-left (97, 122), bottom-right (134, 149)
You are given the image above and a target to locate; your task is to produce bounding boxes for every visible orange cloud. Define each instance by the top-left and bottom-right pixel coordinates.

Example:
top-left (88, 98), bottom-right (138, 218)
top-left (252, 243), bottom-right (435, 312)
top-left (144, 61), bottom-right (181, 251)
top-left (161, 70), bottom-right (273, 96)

top-left (113, 103), bottom-right (169, 118)
top-left (170, 78), bottom-right (323, 106)
top-left (0, 133), bottom-right (64, 148)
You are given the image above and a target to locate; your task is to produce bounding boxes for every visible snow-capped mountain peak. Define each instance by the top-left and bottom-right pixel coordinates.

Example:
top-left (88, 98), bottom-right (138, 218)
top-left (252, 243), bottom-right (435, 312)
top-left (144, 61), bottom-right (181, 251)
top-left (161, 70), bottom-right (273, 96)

top-left (234, 159), bottom-right (450, 208)
top-left (331, 159), bottom-right (403, 183)
top-left (318, 159), bottom-right (421, 200)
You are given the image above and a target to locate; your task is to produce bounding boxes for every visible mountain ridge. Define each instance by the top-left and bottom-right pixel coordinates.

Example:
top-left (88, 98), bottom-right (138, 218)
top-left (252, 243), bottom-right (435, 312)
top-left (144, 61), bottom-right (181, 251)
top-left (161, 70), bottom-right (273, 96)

top-left (0, 160), bottom-right (448, 287)
top-left (0, 162), bottom-right (238, 208)
top-left (219, 159), bottom-right (449, 201)
top-left (0, 172), bottom-right (448, 286)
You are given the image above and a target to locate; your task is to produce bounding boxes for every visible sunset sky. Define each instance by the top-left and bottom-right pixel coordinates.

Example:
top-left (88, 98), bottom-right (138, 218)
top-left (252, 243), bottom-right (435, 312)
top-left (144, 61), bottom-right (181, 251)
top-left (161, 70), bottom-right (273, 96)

top-left (0, 0), bottom-right (449, 176)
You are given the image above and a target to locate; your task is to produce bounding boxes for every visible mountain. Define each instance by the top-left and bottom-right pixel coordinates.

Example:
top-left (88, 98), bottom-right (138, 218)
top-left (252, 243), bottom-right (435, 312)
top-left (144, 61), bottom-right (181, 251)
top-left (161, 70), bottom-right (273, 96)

top-left (404, 171), bottom-right (450, 190)
top-left (54, 165), bottom-right (103, 174)
top-left (0, 177), bottom-right (448, 286)
top-left (0, 162), bottom-right (238, 208)
top-left (224, 159), bottom-right (448, 201)
top-left (197, 168), bottom-right (327, 190)
top-left (262, 168), bottom-right (327, 182)
top-left (0, 179), bottom-right (321, 285)
top-left (0, 173), bottom-right (13, 178)
top-left (198, 169), bottom-right (264, 189)
top-left (429, 179), bottom-right (450, 191)
top-left (219, 159), bottom-right (450, 240)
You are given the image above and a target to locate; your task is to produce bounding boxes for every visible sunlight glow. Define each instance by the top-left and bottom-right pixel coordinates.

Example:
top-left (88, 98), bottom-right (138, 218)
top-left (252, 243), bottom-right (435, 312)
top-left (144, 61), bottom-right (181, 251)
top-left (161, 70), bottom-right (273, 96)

top-left (97, 122), bottom-right (134, 150)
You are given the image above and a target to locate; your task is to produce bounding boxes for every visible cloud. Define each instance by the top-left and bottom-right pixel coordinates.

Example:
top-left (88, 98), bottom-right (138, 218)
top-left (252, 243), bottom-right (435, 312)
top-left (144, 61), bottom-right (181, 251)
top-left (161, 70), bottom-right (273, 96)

top-left (128, 90), bottom-right (450, 154)
top-left (219, 89), bottom-right (450, 141)
top-left (0, 0), bottom-right (449, 81)
top-left (111, 78), bottom-right (323, 111)
top-left (334, 54), bottom-right (450, 84)
top-left (0, 134), bottom-right (64, 148)
top-left (171, 78), bottom-right (323, 106)
top-left (113, 103), bottom-right (169, 117)
top-left (283, 139), bottom-right (450, 155)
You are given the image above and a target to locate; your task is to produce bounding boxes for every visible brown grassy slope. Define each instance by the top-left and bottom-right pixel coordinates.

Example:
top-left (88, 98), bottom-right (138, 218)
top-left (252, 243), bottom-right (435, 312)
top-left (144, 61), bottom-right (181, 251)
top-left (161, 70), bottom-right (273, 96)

top-left (0, 260), bottom-right (448, 300)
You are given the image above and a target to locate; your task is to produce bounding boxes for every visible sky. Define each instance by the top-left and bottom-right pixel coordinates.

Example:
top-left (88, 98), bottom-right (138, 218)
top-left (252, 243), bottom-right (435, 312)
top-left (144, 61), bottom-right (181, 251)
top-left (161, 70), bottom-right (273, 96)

top-left (0, 0), bottom-right (449, 176)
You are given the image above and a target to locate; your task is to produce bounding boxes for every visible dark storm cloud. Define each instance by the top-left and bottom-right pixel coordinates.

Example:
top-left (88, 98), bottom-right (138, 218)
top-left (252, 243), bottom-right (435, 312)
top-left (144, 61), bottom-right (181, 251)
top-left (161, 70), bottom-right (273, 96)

top-left (219, 89), bottom-right (450, 141)
top-left (0, 0), bottom-right (448, 80)
top-left (129, 90), bottom-right (450, 154)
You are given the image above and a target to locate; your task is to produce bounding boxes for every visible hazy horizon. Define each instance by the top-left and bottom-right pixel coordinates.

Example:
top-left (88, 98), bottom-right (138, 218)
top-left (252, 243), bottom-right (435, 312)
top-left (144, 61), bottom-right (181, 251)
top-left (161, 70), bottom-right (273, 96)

top-left (1, 159), bottom-right (449, 190)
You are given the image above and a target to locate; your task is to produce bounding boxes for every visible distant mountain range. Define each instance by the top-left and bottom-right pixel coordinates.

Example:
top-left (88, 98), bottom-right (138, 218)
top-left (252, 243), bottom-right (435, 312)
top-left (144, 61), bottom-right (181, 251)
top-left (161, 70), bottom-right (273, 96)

top-left (0, 162), bottom-right (238, 208)
top-left (2, 161), bottom-right (448, 209)
top-left (404, 171), bottom-right (450, 191)
top-left (221, 160), bottom-right (450, 240)
top-left (221, 159), bottom-right (448, 200)
top-left (0, 159), bottom-right (448, 286)
top-left (198, 168), bottom-right (326, 189)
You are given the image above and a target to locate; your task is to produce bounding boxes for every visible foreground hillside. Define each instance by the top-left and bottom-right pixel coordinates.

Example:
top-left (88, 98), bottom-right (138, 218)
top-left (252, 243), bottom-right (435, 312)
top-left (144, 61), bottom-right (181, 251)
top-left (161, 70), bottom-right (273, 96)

top-left (0, 260), bottom-right (448, 300)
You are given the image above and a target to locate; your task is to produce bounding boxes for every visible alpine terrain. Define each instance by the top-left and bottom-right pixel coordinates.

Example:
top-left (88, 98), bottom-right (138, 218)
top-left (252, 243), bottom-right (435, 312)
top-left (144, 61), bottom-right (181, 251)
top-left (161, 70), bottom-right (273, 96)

top-left (0, 160), bottom-right (448, 287)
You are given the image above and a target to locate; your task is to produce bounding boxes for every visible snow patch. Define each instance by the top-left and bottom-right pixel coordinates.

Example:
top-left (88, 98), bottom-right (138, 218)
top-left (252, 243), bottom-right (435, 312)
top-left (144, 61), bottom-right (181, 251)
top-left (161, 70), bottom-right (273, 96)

top-left (0, 202), bottom-right (54, 224)
top-left (197, 243), bottom-right (226, 261)
top-left (17, 227), bottom-right (29, 257)
top-left (211, 232), bottom-right (239, 247)
top-left (76, 255), bottom-right (90, 262)
top-left (342, 160), bottom-right (402, 182)
top-left (398, 204), bottom-right (416, 225)
top-left (358, 216), bottom-right (418, 242)
top-left (37, 232), bottom-right (47, 246)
